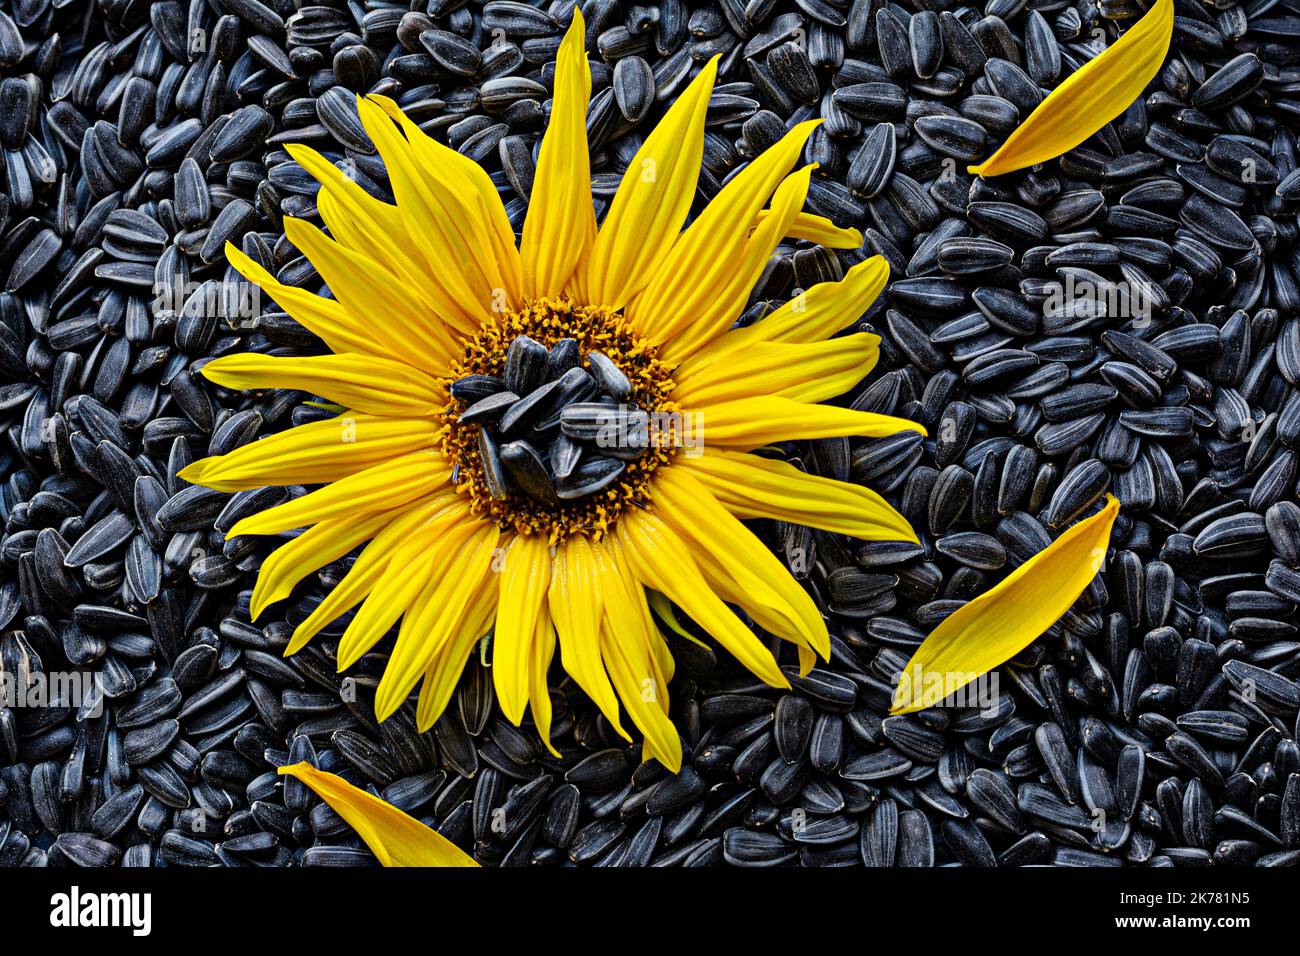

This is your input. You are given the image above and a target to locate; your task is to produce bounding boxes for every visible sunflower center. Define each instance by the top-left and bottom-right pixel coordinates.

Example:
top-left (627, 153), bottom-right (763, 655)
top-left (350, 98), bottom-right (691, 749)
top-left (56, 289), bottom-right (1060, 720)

top-left (440, 297), bottom-right (678, 541)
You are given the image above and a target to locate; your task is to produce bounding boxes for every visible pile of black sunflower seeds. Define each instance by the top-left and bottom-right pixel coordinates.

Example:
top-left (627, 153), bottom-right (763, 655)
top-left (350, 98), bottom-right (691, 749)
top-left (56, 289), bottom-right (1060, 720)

top-left (1, 0), bottom-right (1299, 869)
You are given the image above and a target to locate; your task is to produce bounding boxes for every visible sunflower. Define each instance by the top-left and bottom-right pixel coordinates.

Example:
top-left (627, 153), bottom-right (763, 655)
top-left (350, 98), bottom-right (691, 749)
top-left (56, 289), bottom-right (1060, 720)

top-left (181, 10), bottom-right (924, 773)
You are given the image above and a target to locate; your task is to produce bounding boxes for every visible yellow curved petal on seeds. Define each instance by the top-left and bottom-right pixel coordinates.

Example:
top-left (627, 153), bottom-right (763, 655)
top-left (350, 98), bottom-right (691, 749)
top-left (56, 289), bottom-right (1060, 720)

top-left (415, 570), bottom-right (499, 733)
top-left (581, 56), bottom-right (719, 311)
top-left (684, 448), bottom-right (917, 542)
top-left (368, 94), bottom-right (522, 310)
top-left (278, 763), bottom-right (477, 867)
top-left (359, 96), bottom-right (518, 323)
top-left (229, 449), bottom-right (450, 538)
top-left (284, 495), bottom-right (458, 656)
top-left (493, 533), bottom-right (551, 725)
top-left (374, 521), bottom-right (498, 720)
top-left (520, 9), bottom-right (594, 299)
top-left (764, 209), bottom-right (863, 248)
top-left (224, 242), bottom-right (380, 358)
top-left (595, 539), bottom-right (681, 771)
top-left (282, 218), bottom-right (455, 371)
top-left (672, 333), bottom-right (879, 407)
top-left (550, 535), bottom-right (627, 739)
top-left (181, 415), bottom-right (438, 493)
top-left (652, 467), bottom-right (829, 659)
top-left (250, 508), bottom-right (397, 620)
top-left (616, 508), bottom-right (788, 689)
top-left (627, 120), bottom-right (819, 341)
top-left (682, 256), bottom-right (889, 377)
top-left (660, 164), bottom-right (815, 366)
top-left (970, 0), bottom-right (1174, 177)
top-left (529, 604), bottom-right (560, 757)
top-left (336, 507), bottom-right (476, 673)
top-left (690, 394), bottom-right (924, 450)
top-left (200, 353), bottom-right (444, 417)
top-left (892, 495), bottom-right (1121, 714)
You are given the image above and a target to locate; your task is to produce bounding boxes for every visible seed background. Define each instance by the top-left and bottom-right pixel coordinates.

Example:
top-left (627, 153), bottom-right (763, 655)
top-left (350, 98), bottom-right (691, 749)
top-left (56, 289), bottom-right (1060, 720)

top-left (2, 0), bottom-right (1300, 868)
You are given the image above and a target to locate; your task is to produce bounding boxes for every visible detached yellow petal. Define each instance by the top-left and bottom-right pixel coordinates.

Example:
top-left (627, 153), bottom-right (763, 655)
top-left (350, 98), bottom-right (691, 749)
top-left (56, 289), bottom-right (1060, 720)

top-left (494, 533), bottom-right (551, 725)
top-left (970, 0), bottom-right (1174, 177)
top-left (891, 494), bottom-right (1120, 714)
top-left (278, 763), bottom-right (477, 867)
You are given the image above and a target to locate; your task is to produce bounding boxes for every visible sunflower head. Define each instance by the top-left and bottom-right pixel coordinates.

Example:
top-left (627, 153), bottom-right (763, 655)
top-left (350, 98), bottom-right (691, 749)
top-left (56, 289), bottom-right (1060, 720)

top-left (438, 295), bottom-right (678, 542)
top-left (181, 8), bottom-right (923, 773)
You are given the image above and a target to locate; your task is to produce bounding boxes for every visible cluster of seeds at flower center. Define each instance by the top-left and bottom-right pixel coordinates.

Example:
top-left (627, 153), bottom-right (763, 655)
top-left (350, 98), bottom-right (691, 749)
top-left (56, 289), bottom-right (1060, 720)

top-left (440, 298), bottom-right (678, 540)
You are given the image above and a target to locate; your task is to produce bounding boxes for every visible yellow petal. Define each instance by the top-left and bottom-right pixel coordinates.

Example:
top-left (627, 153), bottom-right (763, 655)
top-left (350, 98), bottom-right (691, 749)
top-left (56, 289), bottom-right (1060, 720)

top-left (282, 217), bottom-right (456, 370)
top-left (682, 256), bottom-right (889, 376)
top-left (690, 394), bottom-right (924, 449)
top-left (278, 763), bottom-right (477, 866)
top-left (596, 539), bottom-right (681, 770)
top-left (250, 508), bottom-right (397, 620)
top-left (764, 209), bottom-right (862, 248)
top-left (891, 495), bottom-right (1120, 714)
top-left (200, 353), bottom-right (444, 417)
top-left (581, 57), bottom-right (718, 310)
top-left (628, 121), bottom-right (819, 342)
top-left (520, 9), bottom-right (594, 298)
top-left (659, 163), bottom-right (816, 365)
top-left (181, 415), bottom-right (438, 493)
top-left (284, 495), bottom-right (459, 655)
top-left (652, 468), bottom-right (828, 659)
top-left (646, 590), bottom-right (707, 649)
top-left (672, 333), bottom-right (879, 406)
top-left (349, 99), bottom-right (500, 330)
top-left (550, 535), bottom-right (627, 739)
top-left (281, 143), bottom-right (453, 320)
top-left (225, 242), bottom-right (381, 359)
top-left (373, 522), bottom-right (498, 719)
top-left (493, 533), bottom-right (551, 724)
top-left (684, 448), bottom-right (916, 541)
top-left (528, 603), bottom-right (559, 757)
top-left (415, 571), bottom-right (499, 732)
top-left (616, 508), bottom-right (788, 689)
top-left (970, 0), bottom-right (1174, 177)
top-left (367, 94), bottom-right (522, 312)
top-left (229, 449), bottom-right (450, 537)
top-left (336, 507), bottom-right (476, 673)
